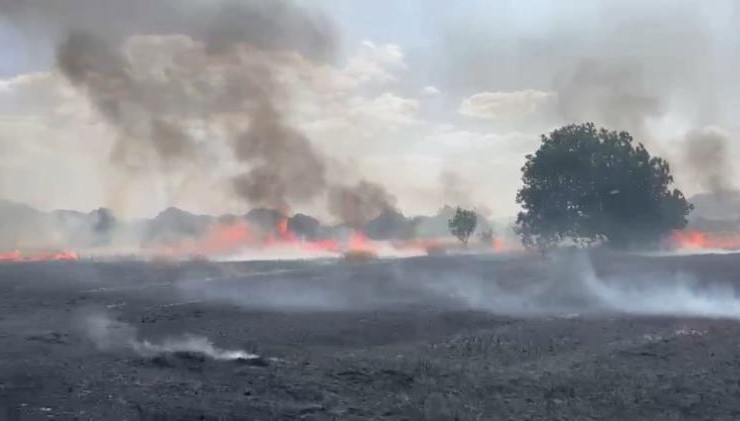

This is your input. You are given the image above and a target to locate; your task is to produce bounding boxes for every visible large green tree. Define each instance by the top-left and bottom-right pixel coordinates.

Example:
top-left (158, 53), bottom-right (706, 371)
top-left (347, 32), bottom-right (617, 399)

top-left (516, 123), bottom-right (692, 250)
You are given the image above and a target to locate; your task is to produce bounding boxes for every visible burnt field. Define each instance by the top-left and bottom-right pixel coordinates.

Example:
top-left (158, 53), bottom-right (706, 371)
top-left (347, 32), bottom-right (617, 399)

top-left (2, 252), bottom-right (740, 420)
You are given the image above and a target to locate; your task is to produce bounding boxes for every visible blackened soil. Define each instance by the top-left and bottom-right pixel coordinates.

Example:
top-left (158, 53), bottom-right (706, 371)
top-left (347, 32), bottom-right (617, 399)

top-left (1, 252), bottom-right (740, 420)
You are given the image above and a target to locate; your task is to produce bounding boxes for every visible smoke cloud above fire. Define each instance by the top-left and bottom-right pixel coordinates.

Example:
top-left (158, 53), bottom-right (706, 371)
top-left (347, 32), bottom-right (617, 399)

top-left (1, 0), bottom-right (740, 222)
top-left (42, 0), bottom-right (337, 212)
top-left (328, 181), bottom-right (397, 229)
top-left (2, 0), bottom-right (405, 226)
top-left (683, 126), bottom-right (737, 194)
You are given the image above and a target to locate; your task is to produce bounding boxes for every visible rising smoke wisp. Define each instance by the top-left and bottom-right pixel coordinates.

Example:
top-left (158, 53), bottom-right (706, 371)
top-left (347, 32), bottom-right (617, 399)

top-left (82, 310), bottom-right (259, 361)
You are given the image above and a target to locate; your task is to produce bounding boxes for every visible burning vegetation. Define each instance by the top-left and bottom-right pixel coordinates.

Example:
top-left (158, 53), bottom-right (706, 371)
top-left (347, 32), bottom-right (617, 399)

top-left (1, 2), bottom-right (739, 259)
top-left (0, 199), bottom-right (515, 263)
top-left (669, 231), bottom-right (740, 252)
top-left (0, 250), bottom-right (79, 263)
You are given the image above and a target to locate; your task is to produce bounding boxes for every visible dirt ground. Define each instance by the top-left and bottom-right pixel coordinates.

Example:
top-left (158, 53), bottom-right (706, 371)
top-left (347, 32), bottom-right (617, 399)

top-left (2, 251), bottom-right (740, 420)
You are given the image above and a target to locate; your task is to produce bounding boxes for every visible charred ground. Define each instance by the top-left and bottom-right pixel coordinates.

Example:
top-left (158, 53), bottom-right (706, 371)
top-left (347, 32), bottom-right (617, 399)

top-left (2, 252), bottom-right (740, 420)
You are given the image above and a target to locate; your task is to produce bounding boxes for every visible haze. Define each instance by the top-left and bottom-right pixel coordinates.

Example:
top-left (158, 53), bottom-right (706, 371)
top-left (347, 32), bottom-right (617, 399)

top-left (1, 0), bottom-right (738, 220)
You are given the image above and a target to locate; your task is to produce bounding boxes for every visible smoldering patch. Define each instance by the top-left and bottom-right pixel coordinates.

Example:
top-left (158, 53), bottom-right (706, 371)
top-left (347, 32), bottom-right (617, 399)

top-left (79, 310), bottom-right (266, 366)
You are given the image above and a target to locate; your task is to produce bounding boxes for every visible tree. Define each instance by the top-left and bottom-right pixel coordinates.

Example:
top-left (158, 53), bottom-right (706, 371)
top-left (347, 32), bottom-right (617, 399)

top-left (516, 123), bottom-right (693, 250)
top-left (478, 228), bottom-right (494, 244)
top-left (448, 207), bottom-right (477, 246)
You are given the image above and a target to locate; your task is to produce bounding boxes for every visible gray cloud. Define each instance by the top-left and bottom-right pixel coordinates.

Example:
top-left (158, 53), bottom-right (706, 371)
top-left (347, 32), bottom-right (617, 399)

top-left (459, 90), bottom-right (555, 120)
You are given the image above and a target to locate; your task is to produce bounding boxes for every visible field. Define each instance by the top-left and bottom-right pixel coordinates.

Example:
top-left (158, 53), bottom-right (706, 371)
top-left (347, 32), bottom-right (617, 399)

top-left (2, 251), bottom-right (740, 420)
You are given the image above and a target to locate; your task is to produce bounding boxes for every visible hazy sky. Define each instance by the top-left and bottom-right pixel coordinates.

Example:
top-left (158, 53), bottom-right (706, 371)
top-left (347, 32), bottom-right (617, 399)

top-left (1, 0), bottom-right (738, 219)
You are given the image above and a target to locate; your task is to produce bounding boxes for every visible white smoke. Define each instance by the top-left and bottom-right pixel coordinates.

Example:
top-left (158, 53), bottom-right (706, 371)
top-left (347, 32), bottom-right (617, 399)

top-left (574, 254), bottom-right (740, 319)
top-left (177, 251), bottom-right (740, 321)
top-left (439, 252), bottom-right (740, 320)
top-left (82, 310), bottom-right (258, 361)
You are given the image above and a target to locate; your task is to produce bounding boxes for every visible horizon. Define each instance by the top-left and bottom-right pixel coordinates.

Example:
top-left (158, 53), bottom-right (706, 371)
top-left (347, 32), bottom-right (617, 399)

top-left (0, 196), bottom-right (516, 225)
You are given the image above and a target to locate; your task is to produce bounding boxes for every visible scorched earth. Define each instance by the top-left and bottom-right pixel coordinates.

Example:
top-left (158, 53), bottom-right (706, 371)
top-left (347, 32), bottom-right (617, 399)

top-left (2, 251), bottom-right (740, 420)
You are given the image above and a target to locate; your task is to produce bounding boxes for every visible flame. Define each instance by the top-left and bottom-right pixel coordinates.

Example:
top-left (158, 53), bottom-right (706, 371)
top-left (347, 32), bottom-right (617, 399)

top-left (347, 231), bottom-right (372, 251)
top-left (670, 230), bottom-right (740, 251)
top-left (277, 218), bottom-right (295, 242)
top-left (0, 217), bottom-right (519, 263)
top-left (389, 236), bottom-right (514, 254)
top-left (304, 239), bottom-right (341, 253)
top-left (493, 238), bottom-right (505, 252)
top-left (153, 221), bottom-right (252, 258)
top-left (264, 217), bottom-right (297, 246)
top-left (0, 250), bottom-right (22, 262)
top-left (149, 219), bottom-right (382, 261)
top-left (52, 250), bottom-right (79, 261)
top-left (0, 250), bottom-right (79, 263)
top-left (200, 221), bottom-right (252, 254)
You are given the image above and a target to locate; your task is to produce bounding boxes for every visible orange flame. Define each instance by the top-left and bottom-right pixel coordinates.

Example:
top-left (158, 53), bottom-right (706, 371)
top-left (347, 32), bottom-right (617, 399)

top-left (0, 250), bottom-right (22, 262)
top-left (150, 220), bottom-right (382, 260)
top-left (493, 238), bottom-right (505, 252)
top-left (670, 230), bottom-right (740, 251)
top-left (0, 250), bottom-right (79, 263)
top-left (277, 218), bottom-right (296, 242)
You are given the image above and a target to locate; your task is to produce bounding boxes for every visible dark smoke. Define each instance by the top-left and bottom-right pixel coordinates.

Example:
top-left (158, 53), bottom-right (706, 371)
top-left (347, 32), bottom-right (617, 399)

top-left (328, 181), bottom-right (397, 229)
top-left (202, 1), bottom-right (335, 60)
top-left (683, 126), bottom-right (735, 193)
top-left (439, 170), bottom-right (472, 208)
top-left (2, 0), bottom-right (335, 60)
top-left (231, 103), bottom-right (326, 210)
top-left (438, 170), bottom-right (492, 218)
top-left (9, 0), bottom-right (337, 210)
top-left (555, 59), bottom-right (662, 140)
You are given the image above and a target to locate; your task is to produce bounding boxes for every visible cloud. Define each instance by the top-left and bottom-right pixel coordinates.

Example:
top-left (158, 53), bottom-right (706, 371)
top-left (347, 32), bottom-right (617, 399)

top-left (341, 41), bottom-right (406, 87)
top-left (459, 90), bottom-right (556, 120)
top-left (421, 86), bottom-right (440, 96)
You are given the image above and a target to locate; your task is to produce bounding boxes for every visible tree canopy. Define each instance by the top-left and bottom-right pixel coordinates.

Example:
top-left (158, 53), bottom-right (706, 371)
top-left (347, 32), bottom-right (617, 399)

top-left (516, 123), bottom-right (693, 250)
top-left (448, 207), bottom-right (477, 246)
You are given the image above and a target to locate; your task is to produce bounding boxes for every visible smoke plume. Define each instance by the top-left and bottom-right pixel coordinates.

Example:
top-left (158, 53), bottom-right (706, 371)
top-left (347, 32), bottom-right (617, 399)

top-left (5, 1), bottom-right (738, 220)
top-left (327, 181), bottom-right (397, 228)
top-left (555, 59), bottom-right (663, 141)
top-left (439, 171), bottom-right (472, 208)
top-left (9, 0), bottom-right (338, 211)
top-left (231, 102), bottom-right (326, 210)
top-left (56, 30), bottom-right (196, 169)
top-left (438, 170), bottom-right (492, 217)
top-left (683, 126), bottom-right (736, 193)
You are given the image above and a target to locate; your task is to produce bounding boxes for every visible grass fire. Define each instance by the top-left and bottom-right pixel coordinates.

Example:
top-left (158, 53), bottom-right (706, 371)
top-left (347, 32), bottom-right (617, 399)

top-left (2, 1), bottom-right (740, 419)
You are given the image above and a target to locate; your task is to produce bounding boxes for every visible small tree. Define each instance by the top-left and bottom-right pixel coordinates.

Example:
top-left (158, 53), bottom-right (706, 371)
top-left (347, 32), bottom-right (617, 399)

top-left (448, 207), bottom-right (477, 246)
top-left (478, 228), bottom-right (494, 244)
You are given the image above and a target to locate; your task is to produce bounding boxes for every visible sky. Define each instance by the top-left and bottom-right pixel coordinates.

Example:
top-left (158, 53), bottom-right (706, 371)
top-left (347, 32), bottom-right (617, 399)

top-left (0, 0), bottom-right (739, 220)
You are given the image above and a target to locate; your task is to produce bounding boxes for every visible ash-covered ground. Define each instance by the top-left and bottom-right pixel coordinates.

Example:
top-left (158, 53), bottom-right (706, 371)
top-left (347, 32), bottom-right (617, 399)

top-left (2, 251), bottom-right (740, 420)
